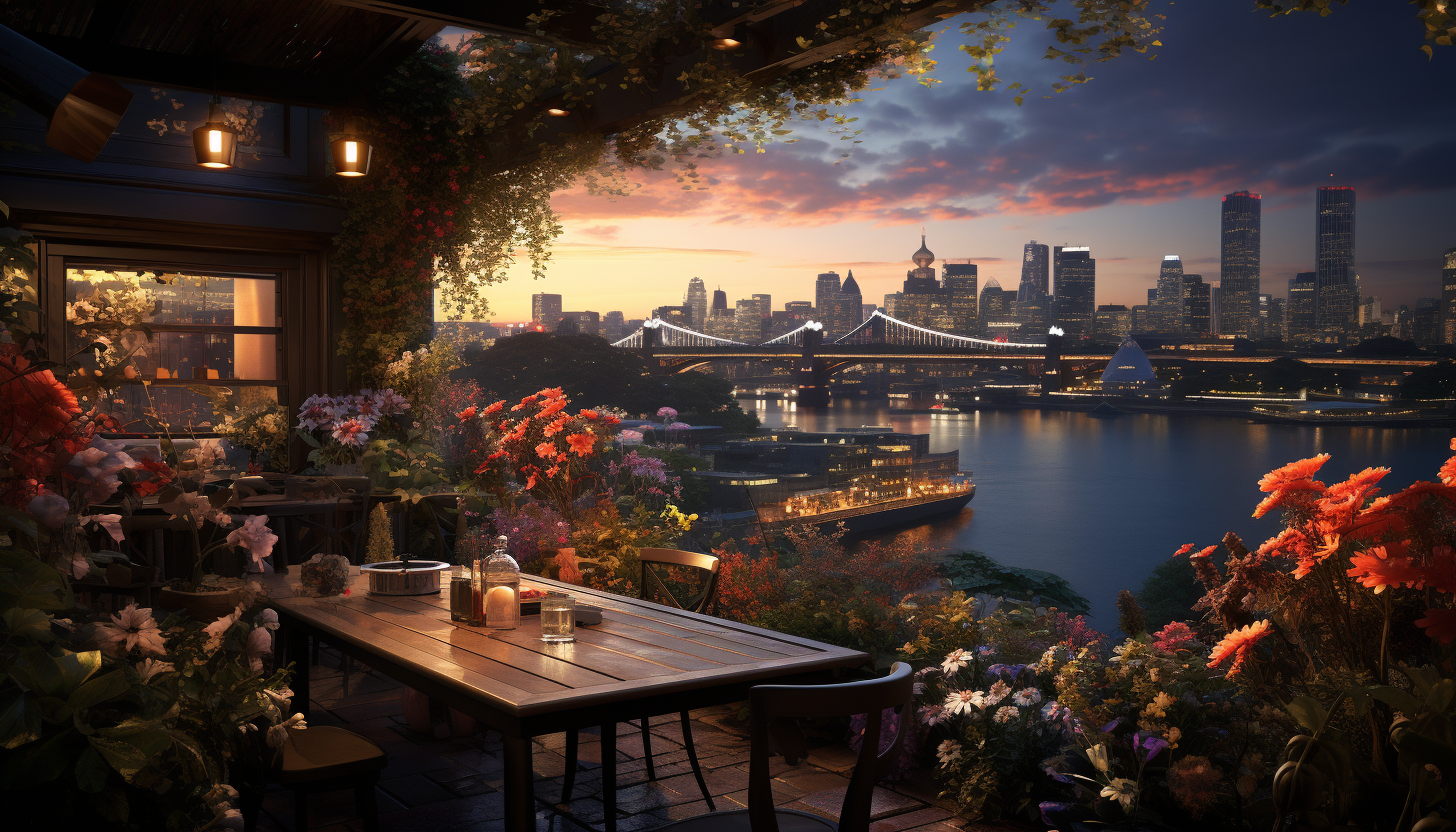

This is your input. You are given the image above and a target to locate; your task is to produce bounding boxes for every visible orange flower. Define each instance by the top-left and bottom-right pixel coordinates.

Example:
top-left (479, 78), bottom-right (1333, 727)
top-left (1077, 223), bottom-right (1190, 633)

top-left (1207, 620), bottom-right (1273, 676)
top-left (545, 465), bottom-right (560, 478)
top-left (580, 409), bottom-right (599, 420)
top-left (1252, 478), bottom-right (1324, 518)
top-left (542, 415), bottom-right (571, 437)
top-left (512, 394), bottom-right (539, 412)
top-left (554, 549), bottom-right (583, 585)
top-left (524, 473), bottom-right (537, 490)
top-left (1416, 608), bottom-right (1456, 644)
top-left (537, 398), bottom-right (568, 419)
top-left (535, 441), bottom-right (557, 459)
top-left (566, 432), bottom-right (596, 458)
top-left (1258, 455), bottom-right (1330, 492)
top-left (1293, 533), bottom-right (1342, 579)
top-left (1346, 543), bottom-right (1422, 593)
top-left (1173, 543), bottom-right (1195, 557)
top-left (1190, 545), bottom-right (1218, 559)
top-left (481, 400), bottom-right (504, 416)
top-left (456, 406), bottom-right (477, 420)
top-left (1441, 439), bottom-right (1456, 486)
top-left (538, 387), bottom-right (564, 400)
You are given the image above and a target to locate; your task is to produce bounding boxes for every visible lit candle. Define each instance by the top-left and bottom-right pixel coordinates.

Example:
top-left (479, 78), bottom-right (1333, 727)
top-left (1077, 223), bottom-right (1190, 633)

top-left (486, 585), bottom-right (516, 624)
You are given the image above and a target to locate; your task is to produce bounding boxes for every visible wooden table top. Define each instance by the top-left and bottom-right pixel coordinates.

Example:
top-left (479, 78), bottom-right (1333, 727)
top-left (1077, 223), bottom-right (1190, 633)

top-left (264, 573), bottom-right (868, 720)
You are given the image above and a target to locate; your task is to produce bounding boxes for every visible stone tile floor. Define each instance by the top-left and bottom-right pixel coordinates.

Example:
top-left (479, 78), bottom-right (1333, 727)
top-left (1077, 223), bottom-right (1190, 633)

top-left (251, 649), bottom-right (973, 832)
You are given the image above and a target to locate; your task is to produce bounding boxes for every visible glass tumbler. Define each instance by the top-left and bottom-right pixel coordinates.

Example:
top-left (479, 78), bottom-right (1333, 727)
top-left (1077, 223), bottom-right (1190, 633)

top-left (540, 593), bottom-right (575, 643)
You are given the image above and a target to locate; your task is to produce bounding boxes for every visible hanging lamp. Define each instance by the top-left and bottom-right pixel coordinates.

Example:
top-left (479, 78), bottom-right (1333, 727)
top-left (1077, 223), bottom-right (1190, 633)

top-left (192, 97), bottom-right (238, 169)
top-left (330, 121), bottom-right (372, 177)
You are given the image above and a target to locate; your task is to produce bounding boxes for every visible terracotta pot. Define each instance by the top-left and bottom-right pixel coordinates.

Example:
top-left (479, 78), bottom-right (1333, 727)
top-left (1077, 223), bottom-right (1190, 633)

top-left (158, 586), bottom-right (241, 622)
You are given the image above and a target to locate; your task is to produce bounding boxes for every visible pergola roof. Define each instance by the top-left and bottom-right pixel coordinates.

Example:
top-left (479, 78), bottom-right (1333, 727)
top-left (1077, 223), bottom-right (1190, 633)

top-left (1, 0), bottom-right (980, 110)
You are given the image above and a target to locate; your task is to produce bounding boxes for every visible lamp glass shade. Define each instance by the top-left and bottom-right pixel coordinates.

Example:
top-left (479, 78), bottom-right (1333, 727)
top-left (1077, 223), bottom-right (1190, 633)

top-left (330, 134), bottom-right (372, 177)
top-left (192, 120), bottom-right (238, 169)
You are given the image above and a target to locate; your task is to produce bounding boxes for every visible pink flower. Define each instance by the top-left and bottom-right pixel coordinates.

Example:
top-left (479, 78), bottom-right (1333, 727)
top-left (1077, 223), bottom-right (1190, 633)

top-left (245, 626), bottom-right (273, 673)
top-left (204, 605), bottom-right (244, 653)
top-left (80, 513), bottom-right (125, 543)
top-left (136, 658), bottom-right (174, 683)
top-left (95, 604), bottom-right (166, 657)
top-left (331, 418), bottom-right (369, 447)
top-left (227, 514), bottom-right (279, 568)
top-left (1152, 621), bottom-right (1197, 651)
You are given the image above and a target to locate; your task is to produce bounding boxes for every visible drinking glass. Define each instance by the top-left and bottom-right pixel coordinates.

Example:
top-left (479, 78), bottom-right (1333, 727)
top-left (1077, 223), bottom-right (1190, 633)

top-left (540, 594), bottom-right (575, 643)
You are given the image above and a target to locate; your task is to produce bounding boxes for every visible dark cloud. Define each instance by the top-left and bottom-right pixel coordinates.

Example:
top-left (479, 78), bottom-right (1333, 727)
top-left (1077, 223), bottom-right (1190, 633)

top-left (557, 4), bottom-right (1454, 225)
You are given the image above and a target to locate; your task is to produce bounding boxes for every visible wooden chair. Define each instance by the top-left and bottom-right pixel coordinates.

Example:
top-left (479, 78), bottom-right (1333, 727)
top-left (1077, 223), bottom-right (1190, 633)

top-left (561, 548), bottom-right (721, 810)
top-left (653, 663), bottom-right (914, 832)
top-left (240, 725), bottom-right (387, 832)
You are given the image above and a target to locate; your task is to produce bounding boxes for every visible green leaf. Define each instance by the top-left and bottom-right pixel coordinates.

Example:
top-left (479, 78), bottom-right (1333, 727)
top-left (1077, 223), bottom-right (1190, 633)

top-left (0, 690), bottom-right (40, 749)
top-left (2, 608), bottom-right (52, 641)
top-left (89, 736), bottom-right (149, 782)
top-left (1430, 679), bottom-right (1455, 714)
top-left (74, 746), bottom-right (110, 793)
top-left (68, 670), bottom-right (132, 712)
top-left (1364, 685), bottom-right (1425, 716)
top-left (1, 724), bottom-right (75, 785)
top-left (1286, 695), bottom-right (1326, 732)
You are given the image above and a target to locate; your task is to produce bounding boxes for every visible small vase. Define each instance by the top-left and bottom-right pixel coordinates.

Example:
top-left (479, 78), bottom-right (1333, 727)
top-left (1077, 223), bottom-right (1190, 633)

top-left (158, 586), bottom-right (241, 622)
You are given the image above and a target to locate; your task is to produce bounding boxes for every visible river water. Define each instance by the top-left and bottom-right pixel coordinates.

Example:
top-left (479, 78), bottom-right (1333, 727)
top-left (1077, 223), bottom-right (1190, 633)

top-left (740, 398), bottom-right (1453, 628)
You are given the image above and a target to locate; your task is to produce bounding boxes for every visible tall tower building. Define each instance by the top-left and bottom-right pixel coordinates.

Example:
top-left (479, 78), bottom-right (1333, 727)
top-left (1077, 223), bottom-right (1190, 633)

top-left (815, 272), bottom-right (842, 323)
top-left (837, 271), bottom-right (864, 334)
top-left (978, 279), bottom-right (1011, 337)
top-left (1156, 256), bottom-right (1186, 333)
top-left (1287, 272), bottom-right (1317, 340)
top-left (1442, 247), bottom-right (1456, 344)
top-left (1183, 274), bottom-right (1210, 336)
top-left (1053, 247), bottom-right (1096, 338)
top-left (942, 261), bottom-right (979, 335)
top-left (898, 234), bottom-right (945, 329)
top-left (711, 287), bottom-right (728, 314)
top-left (685, 277), bottom-right (708, 330)
top-left (531, 293), bottom-right (562, 331)
top-left (1315, 186), bottom-right (1357, 336)
top-left (1017, 241), bottom-right (1050, 330)
top-left (1219, 191), bottom-right (1262, 337)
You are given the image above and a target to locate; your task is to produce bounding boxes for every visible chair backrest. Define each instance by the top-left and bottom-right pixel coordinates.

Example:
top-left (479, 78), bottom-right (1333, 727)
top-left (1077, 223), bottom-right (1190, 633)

top-left (422, 494), bottom-right (465, 561)
top-left (747, 663), bottom-right (914, 832)
top-left (638, 547), bottom-right (720, 614)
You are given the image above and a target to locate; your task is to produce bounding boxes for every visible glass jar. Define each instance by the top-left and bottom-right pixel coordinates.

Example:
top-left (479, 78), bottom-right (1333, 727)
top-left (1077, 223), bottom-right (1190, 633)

top-left (540, 593), bottom-right (575, 643)
top-left (449, 564), bottom-right (473, 623)
top-left (483, 534), bottom-right (520, 630)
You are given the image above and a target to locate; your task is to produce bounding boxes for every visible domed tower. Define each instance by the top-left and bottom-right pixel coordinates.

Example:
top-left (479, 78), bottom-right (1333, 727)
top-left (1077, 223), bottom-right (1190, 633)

top-left (912, 234), bottom-right (935, 269)
top-left (904, 232), bottom-right (940, 294)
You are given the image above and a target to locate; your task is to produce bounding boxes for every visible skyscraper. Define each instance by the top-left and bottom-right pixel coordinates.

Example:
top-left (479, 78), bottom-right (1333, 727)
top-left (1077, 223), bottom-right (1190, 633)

top-left (1287, 272), bottom-right (1317, 340)
top-left (1053, 247), bottom-right (1095, 338)
top-left (1442, 247), bottom-right (1456, 344)
top-left (734, 298), bottom-right (763, 343)
top-left (836, 271), bottom-right (864, 334)
top-left (531, 293), bottom-right (562, 331)
top-left (1156, 256), bottom-right (1185, 333)
top-left (1017, 241), bottom-right (1050, 330)
top-left (685, 277), bottom-right (707, 330)
top-left (1183, 274), bottom-right (1210, 336)
top-left (898, 235), bottom-right (946, 330)
top-left (1219, 191), bottom-right (1262, 337)
top-left (815, 272), bottom-right (841, 322)
top-left (978, 279), bottom-right (1012, 337)
top-left (752, 293), bottom-right (772, 324)
top-left (942, 261), bottom-right (979, 335)
top-left (711, 287), bottom-right (728, 315)
top-left (1315, 186), bottom-right (1357, 336)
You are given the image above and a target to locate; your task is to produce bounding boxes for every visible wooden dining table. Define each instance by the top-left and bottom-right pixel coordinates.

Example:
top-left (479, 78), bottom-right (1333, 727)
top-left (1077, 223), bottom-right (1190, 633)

top-left (263, 573), bottom-right (868, 832)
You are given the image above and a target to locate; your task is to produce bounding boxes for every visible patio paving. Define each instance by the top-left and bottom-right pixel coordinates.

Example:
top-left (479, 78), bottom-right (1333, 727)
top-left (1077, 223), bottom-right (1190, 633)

top-left (250, 649), bottom-right (972, 832)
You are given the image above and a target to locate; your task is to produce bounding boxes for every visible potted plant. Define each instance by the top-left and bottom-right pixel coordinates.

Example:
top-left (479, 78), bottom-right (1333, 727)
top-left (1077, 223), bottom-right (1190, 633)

top-left (148, 479), bottom-right (279, 620)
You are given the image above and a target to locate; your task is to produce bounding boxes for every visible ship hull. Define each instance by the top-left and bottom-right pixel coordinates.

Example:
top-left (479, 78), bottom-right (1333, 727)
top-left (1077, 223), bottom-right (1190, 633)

top-left (801, 486), bottom-right (975, 536)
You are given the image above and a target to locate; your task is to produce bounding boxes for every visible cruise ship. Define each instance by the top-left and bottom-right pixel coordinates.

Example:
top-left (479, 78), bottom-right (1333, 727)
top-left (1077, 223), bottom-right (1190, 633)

top-left (696, 427), bottom-right (974, 536)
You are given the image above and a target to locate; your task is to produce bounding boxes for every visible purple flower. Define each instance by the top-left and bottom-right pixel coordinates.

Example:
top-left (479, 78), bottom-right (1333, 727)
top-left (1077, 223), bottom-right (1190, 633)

top-left (1039, 802), bottom-right (1072, 825)
top-left (1141, 733), bottom-right (1170, 762)
top-left (1100, 717), bottom-right (1124, 733)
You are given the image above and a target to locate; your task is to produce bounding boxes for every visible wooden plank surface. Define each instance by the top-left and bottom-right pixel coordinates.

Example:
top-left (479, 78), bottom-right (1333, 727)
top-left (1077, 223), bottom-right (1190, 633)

top-left (267, 573), bottom-right (867, 718)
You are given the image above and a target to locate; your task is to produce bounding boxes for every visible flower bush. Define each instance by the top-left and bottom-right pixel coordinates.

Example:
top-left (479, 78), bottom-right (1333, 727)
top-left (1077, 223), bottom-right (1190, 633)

top-left (294, 388), bottom-right (411, 467)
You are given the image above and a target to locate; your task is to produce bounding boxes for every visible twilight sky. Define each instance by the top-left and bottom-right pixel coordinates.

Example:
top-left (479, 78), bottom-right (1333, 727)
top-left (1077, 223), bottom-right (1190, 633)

top-left (469, 2), bottom-right (1456, 325)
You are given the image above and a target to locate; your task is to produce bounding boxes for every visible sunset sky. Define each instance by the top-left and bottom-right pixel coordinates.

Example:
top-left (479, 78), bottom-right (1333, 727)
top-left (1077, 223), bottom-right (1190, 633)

top-left (469, 3), bottom-right (1456, 325)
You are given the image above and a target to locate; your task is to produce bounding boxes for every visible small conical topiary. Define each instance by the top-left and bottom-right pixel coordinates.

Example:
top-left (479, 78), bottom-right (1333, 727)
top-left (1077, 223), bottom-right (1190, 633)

top-left (365, 503), bottom-right (395, 563)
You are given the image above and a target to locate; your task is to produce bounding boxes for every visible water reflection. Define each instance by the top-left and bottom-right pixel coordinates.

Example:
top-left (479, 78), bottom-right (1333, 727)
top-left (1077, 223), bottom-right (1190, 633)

top-left (745, 399), bottom-right (1453, 628)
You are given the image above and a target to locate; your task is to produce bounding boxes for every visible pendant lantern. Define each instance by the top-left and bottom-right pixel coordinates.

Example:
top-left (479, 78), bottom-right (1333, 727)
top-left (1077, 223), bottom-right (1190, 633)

top-left (191, 98), bottom-right (238, 169)
top-left (330, 122), bottom-right (372, 177)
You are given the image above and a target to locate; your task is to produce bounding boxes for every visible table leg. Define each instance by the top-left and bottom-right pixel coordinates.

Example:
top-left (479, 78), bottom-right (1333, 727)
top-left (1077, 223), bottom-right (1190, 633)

top-left (286, 624), bottom-right (310, 720)
top-left (503, 733), bottom-right (535, 832)
top-left (600, 723), bottom-right (617, 832)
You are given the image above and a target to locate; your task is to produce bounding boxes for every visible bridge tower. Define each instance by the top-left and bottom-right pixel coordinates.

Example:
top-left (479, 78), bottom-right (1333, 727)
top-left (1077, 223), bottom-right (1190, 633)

top-left (796, 325), bottom-right (830, 408)
top-left (640, 321), bottom-right (658, 358)
top-left (1041, 328), bottom-right (1064, 393)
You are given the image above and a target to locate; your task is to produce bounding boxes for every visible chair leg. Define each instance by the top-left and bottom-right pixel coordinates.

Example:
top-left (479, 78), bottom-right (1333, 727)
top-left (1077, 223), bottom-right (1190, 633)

top-left (355, 778), bottom-right (381, 832)
top-left (680, 710), bottom-right (716, 811)
top-left (342, 654), bottom-right (353, 697)
top-left (561, 727), bottom-right (578, 803)
top-left (294, 789), bottom-right (309, 832)
top-left (640, 717), bottom-right (656, 780)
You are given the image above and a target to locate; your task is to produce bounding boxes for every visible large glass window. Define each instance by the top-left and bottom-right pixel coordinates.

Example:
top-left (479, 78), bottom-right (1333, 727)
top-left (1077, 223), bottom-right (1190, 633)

top-left (65, 266), bottom-right (282, 433)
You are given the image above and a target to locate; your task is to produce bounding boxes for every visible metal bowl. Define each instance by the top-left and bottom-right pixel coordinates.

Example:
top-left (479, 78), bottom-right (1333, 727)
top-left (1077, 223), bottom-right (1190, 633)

top-left (361, 560), bottom-right (451, 595)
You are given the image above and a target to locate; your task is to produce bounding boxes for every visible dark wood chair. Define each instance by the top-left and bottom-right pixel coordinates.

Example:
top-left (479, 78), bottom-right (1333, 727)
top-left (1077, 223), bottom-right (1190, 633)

top-left (240, 725), bottom-right (387, 832)
top-left (653, 662), bottom-right (914, 832)
top-left (421, 493), bottom-right (466, 561)
top-left (562, 548), bottom-right (721, 810)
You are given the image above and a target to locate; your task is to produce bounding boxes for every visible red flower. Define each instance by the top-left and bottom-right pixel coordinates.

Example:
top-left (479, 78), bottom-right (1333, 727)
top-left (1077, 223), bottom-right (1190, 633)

top-left (535, 441), bottom-right (557, 460)
top-left (0, 351), bottom-right (81, 446)
top-left (456, 406), bottom-right (477, 420)
top-left (524, 474), bottom-right (537, 490)
top-left (1258, 455), bottom-right (1330, 493)
top-left (580, 409), bottom-right (599, 420)
top-left (481, 400), bottom-right (504, 416)
top-left (1417, 608), bottom-right (1456, 643)
top-left (1207, 620), bottom-right (1273, 676)
top-left (1440, 439), bottom-right (1456, 486)
top-left (566, 432), bottom-right (596, 458)
top-left (133, 457), bottom-right (176, 497)
top-left (1346, 542), bottom-right (1422, 593)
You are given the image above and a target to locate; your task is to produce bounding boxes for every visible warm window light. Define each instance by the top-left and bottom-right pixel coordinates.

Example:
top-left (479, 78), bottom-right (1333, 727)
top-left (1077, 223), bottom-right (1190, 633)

top-left (192, 99), bottom-right (238, 169)
top-left (330, 122), bottom-right (373, 177)
top-left (710, 37), bottom-right (742, 50)
top-left (545, 107), bottom-right (570, 117)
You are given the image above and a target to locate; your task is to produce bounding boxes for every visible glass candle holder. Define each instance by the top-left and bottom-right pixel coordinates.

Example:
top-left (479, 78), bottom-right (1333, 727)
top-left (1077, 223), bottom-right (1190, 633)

top-left (540, 593), bottom-right (575, 643)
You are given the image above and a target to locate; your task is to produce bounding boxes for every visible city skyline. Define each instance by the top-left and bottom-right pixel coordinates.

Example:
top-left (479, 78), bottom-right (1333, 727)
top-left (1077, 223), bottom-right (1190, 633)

top-left (456, 4), bottom-right (1453, 325)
